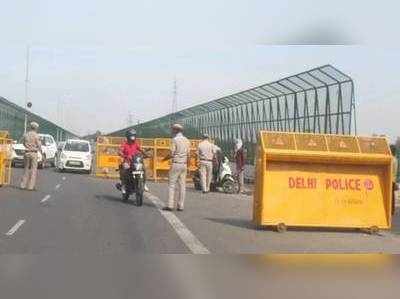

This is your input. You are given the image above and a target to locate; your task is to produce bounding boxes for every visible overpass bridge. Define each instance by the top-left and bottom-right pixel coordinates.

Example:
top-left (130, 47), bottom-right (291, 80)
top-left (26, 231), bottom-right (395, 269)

top-left (108, 65), bottom-right (356, 157)
top-left (0, 96), bottom-right (77, 140)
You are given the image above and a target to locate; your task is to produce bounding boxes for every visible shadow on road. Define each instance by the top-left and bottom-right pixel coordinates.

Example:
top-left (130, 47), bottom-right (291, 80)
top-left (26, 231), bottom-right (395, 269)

top-left (205, 217), bottom-right (392, 235)
top-left (206, 217), bottom-right (256, 230)
top-left (95, 194), bottom-right (135, 206)
top-left (95, 194), bottom-right (154, 208)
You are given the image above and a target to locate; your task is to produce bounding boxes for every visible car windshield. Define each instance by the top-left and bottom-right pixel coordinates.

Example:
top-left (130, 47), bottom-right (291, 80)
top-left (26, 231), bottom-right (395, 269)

top-left (64, 142), bottom-right (89, 152)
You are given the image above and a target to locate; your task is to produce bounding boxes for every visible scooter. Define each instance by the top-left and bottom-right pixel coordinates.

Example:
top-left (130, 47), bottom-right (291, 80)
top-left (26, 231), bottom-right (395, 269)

top-left (116, 154), bottom-right (145, 206)
top-left (193, 156), bottom-right (238, 194)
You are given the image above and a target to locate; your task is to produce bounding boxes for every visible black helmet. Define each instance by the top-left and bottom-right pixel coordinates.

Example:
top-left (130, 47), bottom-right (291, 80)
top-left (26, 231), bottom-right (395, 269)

top-left (125, 129), bottom-right (137, 139)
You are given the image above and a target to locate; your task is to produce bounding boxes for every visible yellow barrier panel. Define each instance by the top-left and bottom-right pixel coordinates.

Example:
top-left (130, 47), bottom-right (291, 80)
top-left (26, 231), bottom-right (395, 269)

top-left (154, 139), bottom-right (171, 181)
top-left (0, 134), bottom-right (12, 187)
top-left (0, 131), bottom-right (10, 138)
top-left (95, 136), bottom-right (201, 181)
top-left (95, 142), bottom-right (121, 178)
top-left (253, 131), bottom-right (393, 231)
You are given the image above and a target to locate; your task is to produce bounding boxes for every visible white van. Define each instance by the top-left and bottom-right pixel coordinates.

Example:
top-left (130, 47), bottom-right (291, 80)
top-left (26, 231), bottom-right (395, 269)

top-left (57, 139), bottom-right (92, 173)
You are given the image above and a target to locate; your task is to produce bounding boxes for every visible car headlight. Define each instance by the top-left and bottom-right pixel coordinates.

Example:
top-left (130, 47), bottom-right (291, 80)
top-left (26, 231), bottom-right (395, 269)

top-left (86, 154), bottom-right (91, 161)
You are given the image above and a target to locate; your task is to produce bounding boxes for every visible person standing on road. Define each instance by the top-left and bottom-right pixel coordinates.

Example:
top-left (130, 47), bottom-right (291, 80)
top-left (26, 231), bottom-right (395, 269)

top-left (234, 138), bottom-right (246, 194)
top-left (197, 134), bottom-right (217, 194)
top-left (20, 122), bottom-right (42, 191)
top-left (163, 124), bottom-right (190, 211)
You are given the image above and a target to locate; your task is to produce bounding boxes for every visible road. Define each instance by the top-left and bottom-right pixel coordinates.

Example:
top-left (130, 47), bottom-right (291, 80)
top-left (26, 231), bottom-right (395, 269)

top-left (1, 168), bottom-right (400, 298)
top-left (0, 168), bottom-right (399, 254)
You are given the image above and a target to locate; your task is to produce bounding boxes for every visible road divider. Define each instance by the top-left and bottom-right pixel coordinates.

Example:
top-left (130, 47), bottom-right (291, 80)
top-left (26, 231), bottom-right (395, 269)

top-left (145, 192), bottom-right (210, 254)
top-left (40, 194), bottom-right (51, 203)
top-left (5, 219), bottom-right (26, 236)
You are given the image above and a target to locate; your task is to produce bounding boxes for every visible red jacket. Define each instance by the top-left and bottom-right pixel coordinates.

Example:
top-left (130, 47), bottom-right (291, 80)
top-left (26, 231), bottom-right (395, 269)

top-left (120, 141), bottom-right (141, 162)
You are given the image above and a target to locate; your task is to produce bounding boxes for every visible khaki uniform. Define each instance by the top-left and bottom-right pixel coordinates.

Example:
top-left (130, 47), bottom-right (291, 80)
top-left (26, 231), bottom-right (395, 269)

top-left (168, 133), bottom-right (190, 209)
top-left (197, 139), bottom-right (217, 192)
top-left (20, 130), bottom-right (42, 190)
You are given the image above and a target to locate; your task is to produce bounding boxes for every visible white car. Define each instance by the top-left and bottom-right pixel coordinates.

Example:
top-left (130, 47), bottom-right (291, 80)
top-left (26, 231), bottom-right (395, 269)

top-left (38, 134), bottom-right (58, 166)
top-left (57, 139), bottom-right (92, 173)
top-left (11, 142), bottom-right (45, 168)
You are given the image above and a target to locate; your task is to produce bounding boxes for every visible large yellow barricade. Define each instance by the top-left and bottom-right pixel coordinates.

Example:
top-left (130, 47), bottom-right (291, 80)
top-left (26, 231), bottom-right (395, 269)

top-left (95, 136), bottom-right (200, 181)
top-left (153, 139), bottom-right (172, 181)
top-left (95, 137), bottom-right (155, 179)
top-left (253, 131), bottom-right (393, 231)
top-left (0, 132), bottom-right (12, 187)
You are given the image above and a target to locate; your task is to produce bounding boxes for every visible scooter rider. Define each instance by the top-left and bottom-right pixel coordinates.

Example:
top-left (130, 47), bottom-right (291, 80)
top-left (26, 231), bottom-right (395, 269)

top-left (118, 129), bottom-right (148, 194)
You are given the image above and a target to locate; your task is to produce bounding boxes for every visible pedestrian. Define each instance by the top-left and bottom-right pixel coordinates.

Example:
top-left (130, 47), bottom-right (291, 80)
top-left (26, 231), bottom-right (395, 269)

top-left (197, 133), bottom-right (218, 194)
top-left (162, 124), bottom-right (190, 211)
top-left (20, 122), bottom-right (42, 191)
top-left (234, 138), bottom-right (246, 194)
top-left (391, 145), bottom-right (399, 215)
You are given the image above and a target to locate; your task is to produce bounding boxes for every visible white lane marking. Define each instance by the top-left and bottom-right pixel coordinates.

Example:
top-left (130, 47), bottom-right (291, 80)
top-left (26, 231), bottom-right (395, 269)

top-left (5, 220), bottom-right (26, 236)
top-left (55, 184), bottom-right (61, 190)
top-left (40, 194), bottom-right (51, 203)
top-left (145, 192), bottom-right (210, 254)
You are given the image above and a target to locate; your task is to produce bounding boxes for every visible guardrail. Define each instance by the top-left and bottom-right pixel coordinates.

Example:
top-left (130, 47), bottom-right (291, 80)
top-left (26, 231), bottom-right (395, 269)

top-left (95, 137), bottom-right (200, 181)
top-left (0, 132), bottom-right (12, 187)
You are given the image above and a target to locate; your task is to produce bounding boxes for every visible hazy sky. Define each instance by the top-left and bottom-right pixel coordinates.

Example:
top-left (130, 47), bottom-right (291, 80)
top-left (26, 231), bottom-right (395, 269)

top-left (1, 1), bottom-right (399, 140)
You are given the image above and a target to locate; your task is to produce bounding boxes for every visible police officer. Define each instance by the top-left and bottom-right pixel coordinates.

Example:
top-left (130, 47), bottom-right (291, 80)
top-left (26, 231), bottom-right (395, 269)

top-left (163, 124), bottom-right (190, 211)
top-left (20, 122), bottom-right (42, 191)
top-left (197, 133), bottom-right (217, 194)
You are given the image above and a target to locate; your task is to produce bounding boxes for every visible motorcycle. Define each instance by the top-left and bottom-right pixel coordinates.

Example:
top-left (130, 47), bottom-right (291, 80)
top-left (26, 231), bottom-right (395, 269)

top-left (193, 156), bottom-right (238, 194)
top-left (116, 154), bottom-right (146, 206)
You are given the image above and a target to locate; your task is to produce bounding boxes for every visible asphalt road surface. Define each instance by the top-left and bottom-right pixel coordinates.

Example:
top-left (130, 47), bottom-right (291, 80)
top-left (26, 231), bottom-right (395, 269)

top-left (1, 168), bottom-right (400, 298)
top-left (0, 168), bottom-right (400, 254)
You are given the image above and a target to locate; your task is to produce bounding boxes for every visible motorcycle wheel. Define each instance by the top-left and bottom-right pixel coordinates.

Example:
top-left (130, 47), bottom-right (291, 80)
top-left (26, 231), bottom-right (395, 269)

top-left (136, 178), bottom-right (144, 206)
top-left (222, 180), bottom-right (236, 194)
top-left (122, 192), bottom-right (129, 202)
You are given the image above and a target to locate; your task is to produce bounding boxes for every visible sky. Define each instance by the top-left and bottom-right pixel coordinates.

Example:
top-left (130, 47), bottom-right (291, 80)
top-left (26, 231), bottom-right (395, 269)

top-left (1, 1), bottom-right (399, 140)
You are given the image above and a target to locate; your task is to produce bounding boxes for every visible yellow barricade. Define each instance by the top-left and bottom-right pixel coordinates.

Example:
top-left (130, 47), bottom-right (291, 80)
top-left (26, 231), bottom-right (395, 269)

top-left (0, 130), bottom-right (10, 138)
top-left (253, 131), bottom-right (393, 231)
top-left (95, 142), bottom-right (121, 179)
top-left (95, 136), bottom-right (201, 181)
top-left (0, 133), bottom-right (12, 187)
top-left (153, 138), bottom-right (201, 181)
top-left (188, 139), bottom-right (201, 179)
top-left (154, 138), bottom-right (171, 181)
top-left (140, 138), bottom-right (155, 180)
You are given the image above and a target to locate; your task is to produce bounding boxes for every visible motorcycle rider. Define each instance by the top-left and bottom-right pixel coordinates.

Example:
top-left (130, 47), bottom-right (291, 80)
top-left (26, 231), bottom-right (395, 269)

top-left (118, 129), bottom-right (148, 194)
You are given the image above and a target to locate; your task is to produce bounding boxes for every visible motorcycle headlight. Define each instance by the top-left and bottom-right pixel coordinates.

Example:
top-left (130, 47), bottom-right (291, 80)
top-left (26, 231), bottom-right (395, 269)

top-left (134, 163), bottom-right (143, 171)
